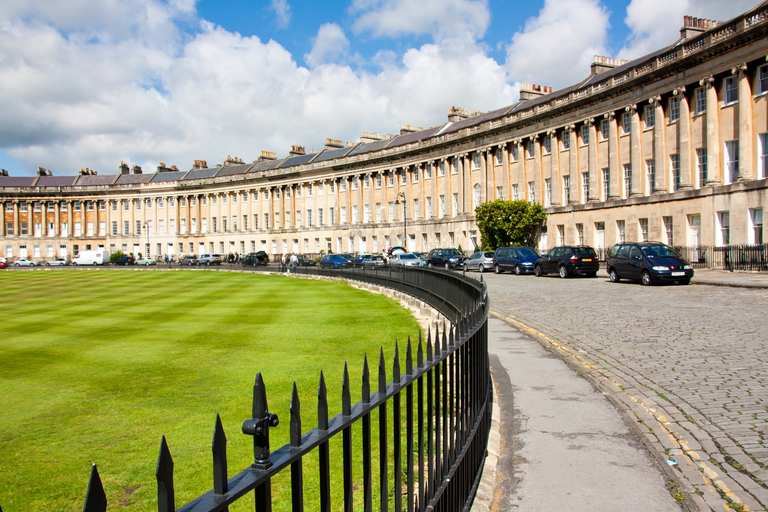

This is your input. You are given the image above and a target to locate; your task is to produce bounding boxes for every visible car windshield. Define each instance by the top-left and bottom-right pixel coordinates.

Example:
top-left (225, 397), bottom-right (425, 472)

top-left (641, 244), bottom-right (681, 258)
top-left (574, 247), bottom-right (596, 257)
top-left (517, 247), bottom-right (538, 257)
top-left (443, 249), bottom-right (462, 256)
top-left (399, 254), bottom-right (418, 260)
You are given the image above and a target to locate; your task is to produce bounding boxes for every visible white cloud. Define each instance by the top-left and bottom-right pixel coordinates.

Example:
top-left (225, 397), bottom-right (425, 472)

top-left (270, 0), bottom-right (291, 29)
top-left (351, 0), bottom-right (490, 42)
top-left (304, 23), bottom-right (350, 68)
top-left (618, 0), bottom-right (760, 60)
top-left (0, 1), bottom-right (516, 176)
top-left (504, 0), bottom-right (610, 89)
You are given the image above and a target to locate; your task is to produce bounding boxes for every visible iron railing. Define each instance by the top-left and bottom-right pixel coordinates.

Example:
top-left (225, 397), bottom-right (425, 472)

top-left (672, 244), bottom-right (768, 271)
top-left (79, 266), bottom-right (491, 512)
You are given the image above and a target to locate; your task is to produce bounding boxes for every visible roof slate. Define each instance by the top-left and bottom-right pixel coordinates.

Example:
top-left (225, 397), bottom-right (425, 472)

top-left (346, 138), bottom-right (392, 157)
top-left (278, 153), bottom-right (318, 168)
top-left (115, 174), bottom-right (154, 184)
top-left (76, 174), bottom-right (120, 186)
top-left (151, 171), bottom-right (188, 183)
top-left (183, 168), bottom-right (220, 180)
top-left (216, 163), bottom-right (252, 176)
top-left (386, 127), bottom-right (442, 148)
top-left (36, 175), bottom-right (78, 187)
top-left (312, 146), bottom-right (356, 163)
top-left (0, 176), bottom-right (37, 187)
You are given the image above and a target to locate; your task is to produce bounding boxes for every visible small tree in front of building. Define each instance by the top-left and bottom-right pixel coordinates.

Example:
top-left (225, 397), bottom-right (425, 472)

top-left (474, 200), bottom-right (547, 250)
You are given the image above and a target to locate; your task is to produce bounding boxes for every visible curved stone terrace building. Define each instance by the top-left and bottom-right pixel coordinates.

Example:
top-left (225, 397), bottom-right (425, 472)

top-left (2, 3), bottom-right (768, 262)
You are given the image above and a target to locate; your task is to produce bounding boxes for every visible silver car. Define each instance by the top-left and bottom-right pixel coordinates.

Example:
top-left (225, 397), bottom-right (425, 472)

top-left (45, 258), bottom-right (69, 266)
top-left (14, 258), bottom-right (40, 267)
top-left (389, 253), bottom-right (424, 267)
top-left (464, 251), bottom-right (495, 272)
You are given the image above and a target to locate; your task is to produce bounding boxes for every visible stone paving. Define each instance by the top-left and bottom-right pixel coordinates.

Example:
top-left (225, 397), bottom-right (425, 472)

top-left (480, 270), bottom-right (768, 512)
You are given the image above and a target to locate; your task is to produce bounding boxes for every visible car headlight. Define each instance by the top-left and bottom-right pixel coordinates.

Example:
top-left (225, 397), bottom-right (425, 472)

top-left (684, 265), bottom-right (692, 269)
top-left (652, 266), bottom-right (670, 271)
top-left (449, 258), bottom-right (457, 263)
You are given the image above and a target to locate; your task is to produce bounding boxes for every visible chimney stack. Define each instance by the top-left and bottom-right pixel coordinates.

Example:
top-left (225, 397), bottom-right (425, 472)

top-left (360, 131), bottom-right (387, 143)
top-left (193, 160), bottom-right (208, 170)
top-left (590, 56), bottom-right (630, 76)
top-left (119, 162), bottom-right (130, 174)
top-left (131, 165), bottom-right (142, 175)
top-left (224, 155), bottom-right (244, 166)
top-left (400, 124), bottom-right (423, 135)
top-left (681, 15), bottom-right (720, 39)
top-left (325, 138), bottom-right (344, 150)
top-left (0, 169), bottom-right (8, 177)
top-left (38, 167), bottom-right (49, 176)
top-left (447, 106), bottom-right (482, 122)
top-left (289, 145), bottom-right (306, 156)
top-left (258, 150), bottom-right (277, 162)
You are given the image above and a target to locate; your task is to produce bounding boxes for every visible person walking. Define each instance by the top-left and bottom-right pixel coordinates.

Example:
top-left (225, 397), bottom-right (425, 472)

top-left (281, 253), bottom-right (287, 272)
top-left (290, 252), bottom-right (298, 271)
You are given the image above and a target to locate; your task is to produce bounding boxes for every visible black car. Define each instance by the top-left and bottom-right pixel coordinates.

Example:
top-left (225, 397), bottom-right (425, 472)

top-left (493, 246), bottom-right (539, 274)
top-left (242, 251), bottom-right (269, 267)
top-left (297, 254), bottom-right (316, 266)
top-left (606, 242), bottom-right (693, 285)
top-left (534, 246), bottom-right (599, 278)
top-left (113, 256), bottom-right (135, 266)
top-left (427, 248), bottom-right (466, 270)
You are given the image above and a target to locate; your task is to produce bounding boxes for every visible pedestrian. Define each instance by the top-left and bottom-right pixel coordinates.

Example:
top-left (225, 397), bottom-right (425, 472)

top-left (281, 254), bottom-right (287, 272)
top-left (290, 252), bottom-right (298, 271)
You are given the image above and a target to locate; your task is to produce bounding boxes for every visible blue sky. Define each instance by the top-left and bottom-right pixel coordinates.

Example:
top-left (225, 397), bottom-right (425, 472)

top-left (0, 0), bottom-right (759, 176)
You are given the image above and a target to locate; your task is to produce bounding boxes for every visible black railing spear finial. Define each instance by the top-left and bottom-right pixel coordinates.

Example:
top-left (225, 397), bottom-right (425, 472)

top-left (156, 435), bottom-right (175, 512)
top-left (378, 348), bottom-right (387, 395)
top-left (426, 328), bottom-right (432, 362)
top-left (362, 355), bottom-right (371, 404)
top-left (342, 363), bottom-right (351, 416)
top-left (406, 336), bottom-right (413, 376)
top-left (212, 414), bottom-right (228, 496)
top-left (417, 331), bottom-right (424, 367)
top-left (290, 382), bottom-right (302, 447)
top-left (242, 372), bottom-right (279, 470)
top-left (318, 371), bottom-right (329, 431)
top-left (83, 463), bottom-right (107, 512)
top-left (393, 341), bottom-right (401, 388)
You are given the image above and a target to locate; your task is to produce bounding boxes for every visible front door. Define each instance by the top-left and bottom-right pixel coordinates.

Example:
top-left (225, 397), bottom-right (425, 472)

top-left (688, 214), bottom-right (701, 262)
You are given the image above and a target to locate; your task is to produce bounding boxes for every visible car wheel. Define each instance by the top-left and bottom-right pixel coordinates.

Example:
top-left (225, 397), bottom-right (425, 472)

top-left (428, 262), bottom-right (434, 269)
top-left (14, 263), bottom-right (19, 267)
top-left (641, 270), bottom-right (653, 286)
top-left (679, 279), bottom-right (691, 285)
top-left (515, 265), bottom-right (522, 275)
top-left (609, 269), bottom-right (620, 283)
top-left (207, 261), bottom-right (211, 266)
top-left (494, 264), bottom-right (501, 274)
top-left (444, 262), bottom-right (450, 270)
top-left (480, 264), bottom-right (487, 273)
top-left (72, 262), bottom-right (77, 266)
top-left (559, 265), bottom-right (569, 279)
top-left (45, 263), bottom-right (50, 266)
top-left (534, 264), bottom-right (542, 276)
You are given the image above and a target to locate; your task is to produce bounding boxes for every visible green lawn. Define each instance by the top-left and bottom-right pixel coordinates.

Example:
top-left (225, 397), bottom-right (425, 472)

top-left (0, 270), bottom-right (419, 511)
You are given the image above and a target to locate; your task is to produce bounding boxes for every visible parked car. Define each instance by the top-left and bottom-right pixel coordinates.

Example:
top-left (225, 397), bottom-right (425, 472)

top-left (179, 255), bottom-right (197, 266)
top-left (242, 251), bottom-right (269, 267)
top-left (45, 258), bottom-right (69, 266)
top-left (607, 242), bottom-right (693, 285)
top-left (319, 254), bottom-right (351, 268)
top-left (534, 246), bottom-right (599, 278)
top-left (135, 257), bottom-right (156, 266)
top-left (297, 254), bottom-right (316, 266)
top-left (427, 248), bottom-right (466, 270)
top-left (113, 256), bottom-right (135, 266)
top-left (352, 254), bottom-right (373, 267)
top-left (464, 251), bottom-right (495, 272)
top-left (14, 258), bottom-right (40, 267)
top-left (493, 246), bottom-right (539, 274)
top-left (363, 255), bottom-right (386, 267)
top-left (0, 260), bottom-right (7, 269)
top-left (71, 250), bottom-right (109, 265)
top-left (389, 253), bottom-right (424, 267)
top-left (196, 254), bottom-right (222, 266)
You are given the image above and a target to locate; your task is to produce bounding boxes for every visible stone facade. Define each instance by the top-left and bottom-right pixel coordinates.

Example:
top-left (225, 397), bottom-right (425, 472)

top-left (1, 4), bottom-right (768, 261)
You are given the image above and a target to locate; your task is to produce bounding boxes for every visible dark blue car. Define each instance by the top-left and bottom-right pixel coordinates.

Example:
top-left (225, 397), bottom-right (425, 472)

top-left (607, 242), bottom-right (693, 285)
top-left (320, 254), bottom-right (351, 268)
top-left (493, 246), bottom-right (539, 274)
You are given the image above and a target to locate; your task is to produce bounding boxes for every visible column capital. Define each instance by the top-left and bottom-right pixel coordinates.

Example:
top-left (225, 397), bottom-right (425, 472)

top-left (604, 111), bottom-right (615, 120)
top-left (546, 129), bottom-right (556, 137)
top-left (625, 104), bottom-right (637, 113)
top-left (649, 95), bottom-right (662, 105)
top-left (565, 124), bottom-right (576, 131)
top-left (673, 85), bottom-right (686, 96)
top-left (585, 117), bottom-right (595, 126)
top-left (699, 75), bottom-right (715, 87)
top-left (732, 63), bottom-right (748, 75)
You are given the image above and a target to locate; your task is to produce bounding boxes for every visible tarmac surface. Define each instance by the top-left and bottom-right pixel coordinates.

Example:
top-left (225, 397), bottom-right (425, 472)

top-left (475, 268), bottom-right (768, 512)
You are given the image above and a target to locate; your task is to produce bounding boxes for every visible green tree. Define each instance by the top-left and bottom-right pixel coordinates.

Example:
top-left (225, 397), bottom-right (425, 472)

top-left (474, 200), bottom-right (547, 250)
top-left (109, 250), bottom-right (126, 263)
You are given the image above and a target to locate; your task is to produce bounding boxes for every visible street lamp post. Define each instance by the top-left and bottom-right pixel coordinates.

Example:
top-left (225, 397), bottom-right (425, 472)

top-left (394, 191), bottom-right (406, 251)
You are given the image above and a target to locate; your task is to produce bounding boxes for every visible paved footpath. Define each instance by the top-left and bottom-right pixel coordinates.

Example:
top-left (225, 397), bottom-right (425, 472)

top-left (478, 269), bottom-right (768, 512)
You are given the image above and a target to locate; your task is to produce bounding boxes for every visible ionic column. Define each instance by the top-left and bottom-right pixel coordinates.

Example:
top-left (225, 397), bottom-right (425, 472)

top-left (13, 201), bottom-right (19, 236)
top-left (533, 134), bottom-right (541, 204)
top-left (651, 96), bottom-right (667, 192)
top-left (54, 201), bottom-right (60, 236)
top-left (548, 131), bottom-right (560, 206)
top-left (735, 63), bottom-right (753, 181)
top-left (676, 86), bottom-right (693, 189)
top-left (587, 119), bottom-right (599, 202)
top-left (628, 105), bottom-right (643, 197)
top-left (607, 112), bottom-right (621, 199)
top-left (702, 75), bottom-right (721, 185)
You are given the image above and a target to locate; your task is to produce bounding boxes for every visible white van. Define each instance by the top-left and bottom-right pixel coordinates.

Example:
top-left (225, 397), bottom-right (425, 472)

top-left (71, 250), bottom-right (109, 265)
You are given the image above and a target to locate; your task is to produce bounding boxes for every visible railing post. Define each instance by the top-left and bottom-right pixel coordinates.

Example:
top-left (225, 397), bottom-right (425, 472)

top-left (83, 464), bottom-right (107, 512)
top-left (242, 372), bottom-right (279, 512)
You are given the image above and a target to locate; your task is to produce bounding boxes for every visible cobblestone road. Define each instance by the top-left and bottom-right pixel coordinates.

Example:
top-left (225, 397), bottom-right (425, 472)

top-left (481, 272), bottom-right (768, 512)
